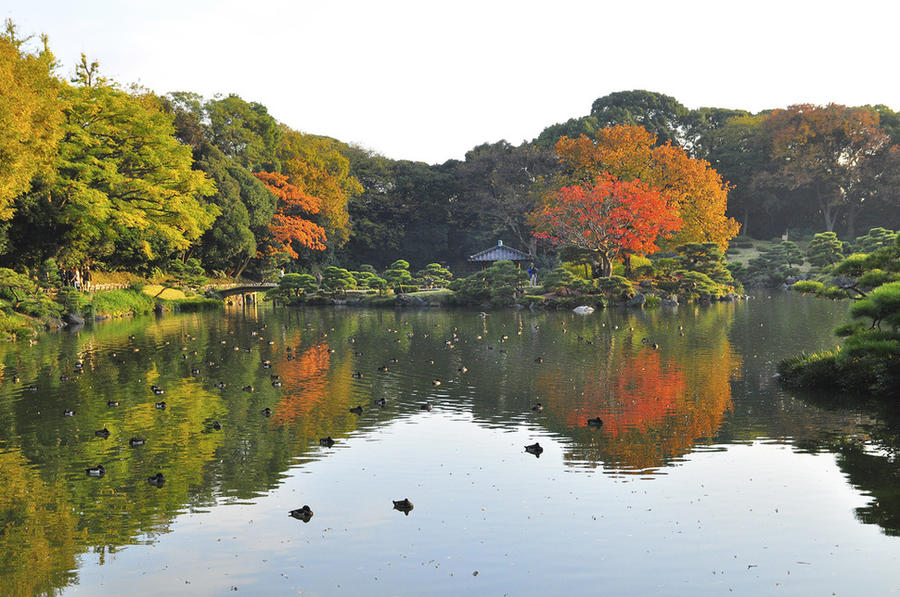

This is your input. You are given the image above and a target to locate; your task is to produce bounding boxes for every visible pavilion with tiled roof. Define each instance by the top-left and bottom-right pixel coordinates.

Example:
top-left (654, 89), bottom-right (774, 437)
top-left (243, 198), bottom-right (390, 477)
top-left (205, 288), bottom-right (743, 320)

top-left (468, 240), bottom-right (532, 269)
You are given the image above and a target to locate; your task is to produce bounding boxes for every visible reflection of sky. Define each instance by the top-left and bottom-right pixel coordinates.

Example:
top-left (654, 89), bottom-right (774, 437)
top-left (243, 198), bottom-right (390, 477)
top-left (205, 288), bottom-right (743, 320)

top-left (65, 415), bottom-right (900, 596)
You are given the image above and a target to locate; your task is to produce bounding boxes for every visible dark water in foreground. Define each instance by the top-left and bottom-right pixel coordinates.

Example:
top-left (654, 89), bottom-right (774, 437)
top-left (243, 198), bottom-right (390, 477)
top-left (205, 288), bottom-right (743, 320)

top-left (1, 295), bottom-right (899, 596)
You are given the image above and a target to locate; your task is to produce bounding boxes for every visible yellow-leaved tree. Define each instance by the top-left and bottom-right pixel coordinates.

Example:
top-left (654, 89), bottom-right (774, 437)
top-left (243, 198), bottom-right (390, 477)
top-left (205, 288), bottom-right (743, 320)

top-left (0, 21), bottom-right (64, 219)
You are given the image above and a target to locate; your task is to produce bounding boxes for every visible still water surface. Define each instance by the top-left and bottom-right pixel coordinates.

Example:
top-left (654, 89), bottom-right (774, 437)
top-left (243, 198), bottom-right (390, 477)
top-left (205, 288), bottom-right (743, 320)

top-left (1, 295), bottom-right (899, 596)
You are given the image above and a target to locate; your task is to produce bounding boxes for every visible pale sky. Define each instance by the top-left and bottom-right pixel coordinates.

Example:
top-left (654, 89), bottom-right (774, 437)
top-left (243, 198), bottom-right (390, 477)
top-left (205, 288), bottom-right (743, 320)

top-left (5, 0), bottom-right (900, 164)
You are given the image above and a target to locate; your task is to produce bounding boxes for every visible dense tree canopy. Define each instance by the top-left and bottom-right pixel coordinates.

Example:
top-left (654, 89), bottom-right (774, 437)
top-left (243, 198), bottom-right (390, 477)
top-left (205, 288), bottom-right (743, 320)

top-left (51, 57), bottom-right (217, 268)
top-left (2, 17), bottom-right (900, 281)
top-left (0, 22), bottom-right (64, 220)
top-left (590, 90), bottom-right (689, 146)
top-left (764, 104), bottom-right (893, 236)
top-left (556, 125), bottom-right (740, 250)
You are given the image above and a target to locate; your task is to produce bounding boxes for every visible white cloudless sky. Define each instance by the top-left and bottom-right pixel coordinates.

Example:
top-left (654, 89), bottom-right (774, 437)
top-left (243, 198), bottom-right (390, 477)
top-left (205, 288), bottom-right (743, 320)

top-left (5, 0), bottom-right (900, 164)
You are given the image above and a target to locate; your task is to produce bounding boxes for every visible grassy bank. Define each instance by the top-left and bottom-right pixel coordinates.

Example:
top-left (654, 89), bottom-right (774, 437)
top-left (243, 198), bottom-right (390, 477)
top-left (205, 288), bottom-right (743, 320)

top-left (0, 311), bottom-right (39, 339)
top-left (171, 297), bottom-right (222, 312)
top-left (89, 289), bottom-right (157, 318)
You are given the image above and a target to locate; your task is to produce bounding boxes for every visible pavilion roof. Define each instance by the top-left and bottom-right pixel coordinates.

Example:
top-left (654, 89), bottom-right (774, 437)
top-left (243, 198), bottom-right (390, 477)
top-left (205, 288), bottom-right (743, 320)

top-left (468, 240), bottom-right (532, 262)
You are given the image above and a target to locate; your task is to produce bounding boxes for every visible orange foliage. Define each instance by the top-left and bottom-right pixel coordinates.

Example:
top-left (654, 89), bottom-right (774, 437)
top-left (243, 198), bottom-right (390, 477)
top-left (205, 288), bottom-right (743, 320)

top-left (273, 341), bottom-right (331, 424)
top-left (533, 174), bottom-right (681, 275)
top-left (253, 171), bottom-right (327, 257)
top-left (570, 350), bottom-right (686, 438)
top-left (555, 125), bottom-right (740, 250)
top-left (536, 333), bottom-right (738, 471)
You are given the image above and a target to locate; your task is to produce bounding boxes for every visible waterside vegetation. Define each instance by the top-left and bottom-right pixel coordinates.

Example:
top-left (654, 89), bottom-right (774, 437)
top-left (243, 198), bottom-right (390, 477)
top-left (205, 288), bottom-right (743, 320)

top-left (779, 230), bottom-right (900, 397)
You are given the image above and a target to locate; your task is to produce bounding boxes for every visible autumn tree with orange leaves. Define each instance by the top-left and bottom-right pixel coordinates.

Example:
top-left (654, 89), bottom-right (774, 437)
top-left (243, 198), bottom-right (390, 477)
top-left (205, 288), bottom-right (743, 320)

top-left (763, 104), bottom-right (893, 237)
top-left (555, 125), bottom-right (740, 250)
top-left (533, 174), bottom-right (681, 277)
top-left (253, 171), bottom-right (327, 258)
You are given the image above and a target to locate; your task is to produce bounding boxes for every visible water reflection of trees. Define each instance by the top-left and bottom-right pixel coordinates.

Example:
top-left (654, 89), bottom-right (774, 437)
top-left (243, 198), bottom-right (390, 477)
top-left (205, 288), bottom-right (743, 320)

top-left (0, 313), bottom-right (358, 596)
top-left (535, 306), bottom-right (741, 472)
top-left (785, 391), bottom-right (900, 538)
top-left (2, 301), bottom-right (890, 595)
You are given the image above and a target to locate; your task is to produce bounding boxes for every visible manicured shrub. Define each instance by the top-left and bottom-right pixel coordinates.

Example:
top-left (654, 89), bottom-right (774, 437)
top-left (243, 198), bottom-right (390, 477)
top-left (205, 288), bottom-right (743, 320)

top-left (415, 263), bottom-right (453, 289)
top-left (382, 260), bottom-right (412, 293)
top-left (595, 276), bottom-right (634, 301)
top-left (449, 260), bottom-right (527, 307)
top-left (321, 267), bottom-right (357, 297)
top-left (541, 266), bottom-right (579, 295)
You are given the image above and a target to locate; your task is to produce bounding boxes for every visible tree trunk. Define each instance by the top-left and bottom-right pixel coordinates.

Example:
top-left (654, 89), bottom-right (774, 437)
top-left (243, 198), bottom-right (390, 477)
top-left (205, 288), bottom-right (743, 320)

top-left (844, 205), bottom-right (858, 239)
top-left (234, 256), bottom-right (251, 279)
top-left (593, 254), bottom-right (612, 277)
top-left (816, 185), bottom-right (839, 232)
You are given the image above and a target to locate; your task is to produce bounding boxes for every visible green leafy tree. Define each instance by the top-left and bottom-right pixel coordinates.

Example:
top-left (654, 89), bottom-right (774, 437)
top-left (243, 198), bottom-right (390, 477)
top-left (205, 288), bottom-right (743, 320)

top-left (367, 276), bottom-right (388, 296)
top-left (52, 57), bottom-right (218, 269)
top-left (532, 116), bottom-right (599, 149)
top-left (192, 143), bottom-right (277, 277)
top-left (590, 90), bottom-right (690, 146)
top-left (165, 258), bottom-right (207, 291)
top-left (782, 234), bottom-right (900, 395)
top-left (269, 273), bottom-right (318, 302)
top-left (781, 241), bottom-right (804, 268)
top-left (747, 241), bottom-right (804, 285)
top-left (351, 270), bottom-right (376, 288)
top-left (675, 242), bottom-right (736, 286)
top-left (205, 94), bottom-right (281, 171)
top-left (453, 141), bottom-right (558, 252)
top-left (594, 275), bottom-right (635, 300)
top-left (850, 281), bottom-right (900, 330)
top-left (0, 268), bottom-right (34, 309)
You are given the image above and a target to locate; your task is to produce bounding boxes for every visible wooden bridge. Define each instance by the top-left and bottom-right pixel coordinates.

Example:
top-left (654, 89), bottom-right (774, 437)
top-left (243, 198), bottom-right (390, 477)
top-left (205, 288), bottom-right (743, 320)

top-left (211, 283), bottom-right (277, 299)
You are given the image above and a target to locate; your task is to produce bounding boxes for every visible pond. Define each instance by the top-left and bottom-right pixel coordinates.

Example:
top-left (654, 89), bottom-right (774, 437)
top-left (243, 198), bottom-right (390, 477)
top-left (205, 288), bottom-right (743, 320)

top-left (1, 294), bottom-right (899, 596)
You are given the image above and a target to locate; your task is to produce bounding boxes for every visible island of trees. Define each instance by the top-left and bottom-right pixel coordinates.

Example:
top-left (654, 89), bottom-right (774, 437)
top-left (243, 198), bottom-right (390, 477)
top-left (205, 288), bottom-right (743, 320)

top-left (1, 21), bottom-right (897, 396)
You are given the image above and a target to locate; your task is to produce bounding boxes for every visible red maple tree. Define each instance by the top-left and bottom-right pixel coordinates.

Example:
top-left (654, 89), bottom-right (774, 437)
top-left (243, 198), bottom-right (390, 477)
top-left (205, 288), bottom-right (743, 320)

top-left (253, 171), bottom-right (327, 257)
top-left (533, 174), bottom-right (682, 276)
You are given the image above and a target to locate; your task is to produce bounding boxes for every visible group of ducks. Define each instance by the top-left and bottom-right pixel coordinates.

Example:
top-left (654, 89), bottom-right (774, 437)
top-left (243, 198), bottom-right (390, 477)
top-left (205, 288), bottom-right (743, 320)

top-left (82, 381), bottom-right (172, 485)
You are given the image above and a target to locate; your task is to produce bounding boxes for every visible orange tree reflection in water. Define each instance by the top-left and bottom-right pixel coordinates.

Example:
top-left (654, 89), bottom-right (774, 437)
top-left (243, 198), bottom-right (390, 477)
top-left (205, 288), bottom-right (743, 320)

top-left (539, 316), bottom-right (741, 472)
top-left (274, 341), bottom-right (332, 425)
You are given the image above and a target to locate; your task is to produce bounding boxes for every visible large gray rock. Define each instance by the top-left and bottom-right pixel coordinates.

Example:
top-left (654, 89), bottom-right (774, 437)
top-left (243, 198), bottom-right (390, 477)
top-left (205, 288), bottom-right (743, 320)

top-left (626, 293), bottom-right (646, 308)
top-left (661, 295), bottom-right (679, 307)
top-left (62, 312), bottom-right (85, 326)
top-left (395, 293), bottom-right (428, 308)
